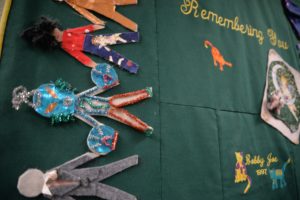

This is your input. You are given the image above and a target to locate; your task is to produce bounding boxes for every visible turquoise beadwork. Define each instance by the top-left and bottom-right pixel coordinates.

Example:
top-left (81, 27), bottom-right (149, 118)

top-left (33, 84), bottom-right (76, 118)
top-left (91, 63), bottom-right (118, 88)
top-left (87, 125), bottom-right (117, 155)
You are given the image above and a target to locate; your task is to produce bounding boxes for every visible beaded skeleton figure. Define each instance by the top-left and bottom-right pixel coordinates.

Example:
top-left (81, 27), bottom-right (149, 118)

top-left (12, 63), bottom-right (153, 154)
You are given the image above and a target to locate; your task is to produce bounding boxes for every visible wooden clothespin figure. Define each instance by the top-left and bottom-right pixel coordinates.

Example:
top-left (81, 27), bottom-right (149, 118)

top-left (55, 0), bottom-right (138, 31)
top-left (17, 153), bottom-right (139, 200)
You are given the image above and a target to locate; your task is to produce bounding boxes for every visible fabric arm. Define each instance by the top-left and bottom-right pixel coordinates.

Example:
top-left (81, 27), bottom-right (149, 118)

top-left (64, 49), bottom-right (96, 68)
top-left (57, 152), bottom-right (99, 171)
top-left (65, 1), bottom-right (105, 25)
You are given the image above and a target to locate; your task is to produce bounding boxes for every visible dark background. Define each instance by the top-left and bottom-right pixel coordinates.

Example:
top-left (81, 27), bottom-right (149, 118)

top-left (1, 0), bottom-right (300, 200)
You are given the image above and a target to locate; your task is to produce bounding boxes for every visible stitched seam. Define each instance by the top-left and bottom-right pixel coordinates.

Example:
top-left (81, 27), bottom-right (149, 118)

top-left (154, 0), bottom-right (163, 200)
top-left (161, 101), bottom-right (260, 116)
top-left (216, 110), bottom-right (225, 200)
top-left (290, 146), bottom-right (300, 200)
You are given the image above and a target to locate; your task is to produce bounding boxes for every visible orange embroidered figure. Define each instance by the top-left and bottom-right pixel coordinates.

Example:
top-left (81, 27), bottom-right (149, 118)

top-left (204, 40), bottom-right (233, 72)
top-left (234, 152), bottom-right (252, 194)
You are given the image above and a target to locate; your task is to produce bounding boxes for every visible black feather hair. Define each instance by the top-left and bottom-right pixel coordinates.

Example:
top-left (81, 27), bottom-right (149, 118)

top-left (21, 16), bottom-right (61, 50)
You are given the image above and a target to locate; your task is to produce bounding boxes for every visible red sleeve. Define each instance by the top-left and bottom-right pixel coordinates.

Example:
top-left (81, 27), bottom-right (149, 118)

top-left (66, 24), bottom-right (95, 34)
top-left (64, 49), bottom-right (94, 66)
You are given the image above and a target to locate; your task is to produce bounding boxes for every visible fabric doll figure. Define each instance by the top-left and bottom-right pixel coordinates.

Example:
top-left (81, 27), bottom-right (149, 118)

top-left (17, 152), bottom-right (139, 200)
top-left (54, 0), bottom-right (138, 32)
top-left (21, 17), bottom-right (140, 74)
top-left (12, 63), bottom-right (153, 154)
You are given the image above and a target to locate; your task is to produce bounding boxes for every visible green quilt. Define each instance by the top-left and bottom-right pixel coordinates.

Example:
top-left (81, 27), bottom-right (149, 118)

top-left (0, 0), bottom-right (300, 200)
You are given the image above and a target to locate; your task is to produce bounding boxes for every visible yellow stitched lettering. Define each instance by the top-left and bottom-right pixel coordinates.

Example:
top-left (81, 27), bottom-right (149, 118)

top-left (218, 16), bottom-right (224, 26)
top-left (267, 153), bottom-right (278, 167)
top-left (268, 29), bottom-right (277, 46)
top-left (223, 18), bottom-right (234, 29)
top-left (179, 0), bottom-right (288, 49)
top-left (232, 17), bottom-right (240, 31)
top-left (245, 154), bottom-right (251, 166)
top-left (256, 168), bottom-right (268, 176)
top-left (257, 30), bottom-right (264, 45)
top-left (208, 11), bottom-right (219, 23)
top-left (239, 24), bottom-right (246, 34)
top-left (267, 29), bottom-right (288, 49)
top-left (180, 0), bottom-right (199, 17)
top-left (201, 9), bottom-right (209, 20)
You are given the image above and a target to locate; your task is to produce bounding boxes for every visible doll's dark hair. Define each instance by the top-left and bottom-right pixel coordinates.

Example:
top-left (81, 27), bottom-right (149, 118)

top-left (21, 16), bottom-right (61, 50)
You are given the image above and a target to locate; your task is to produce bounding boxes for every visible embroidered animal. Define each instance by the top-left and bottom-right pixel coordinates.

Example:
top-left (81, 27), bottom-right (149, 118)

top-left (268, 158), bottom-right (291, 190)
top-left (234, 152), bottom-right (252, 194)
top-left (204, 40), bottom-right (233, 71)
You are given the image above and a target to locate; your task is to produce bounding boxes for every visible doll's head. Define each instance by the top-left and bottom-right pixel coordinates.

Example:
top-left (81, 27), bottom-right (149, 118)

top-left (21, 16), bottom-right (61, 50)
top-left (17, 169), bottom-right (45, 198)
